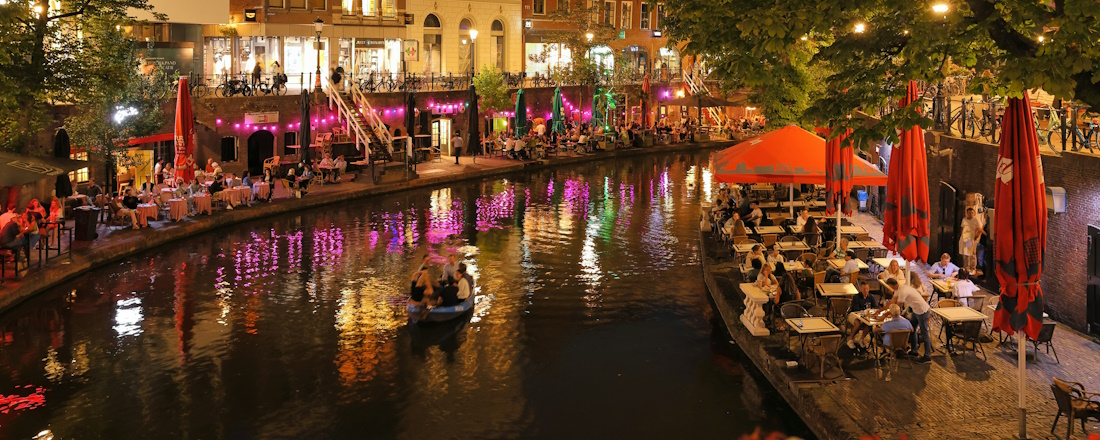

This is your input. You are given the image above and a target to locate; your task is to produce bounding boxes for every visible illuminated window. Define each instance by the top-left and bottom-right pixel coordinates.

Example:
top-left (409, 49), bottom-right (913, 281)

top-left (655, 3), bottom-right (664, 29)
top-left (342, 0), bottom-right (354, 14)
top-left (363, 0), bottom-right (376, 16)
top-left (381, 0), bottom-right (395, 17)
top-left (69, 151), bottom-right (88, 183)
top-left (620, 2), bottom-right (631, 29)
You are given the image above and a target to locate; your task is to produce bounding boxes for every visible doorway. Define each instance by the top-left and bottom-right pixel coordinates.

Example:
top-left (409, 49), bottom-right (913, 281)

top-left (1088, 225), bottom-right (1100, 337)
top-left (247, 130), bottom-right (276, 176)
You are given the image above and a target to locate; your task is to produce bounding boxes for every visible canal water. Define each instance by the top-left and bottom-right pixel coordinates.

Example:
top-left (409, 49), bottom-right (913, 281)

top-left (0, 151), bottom-right (814, 439)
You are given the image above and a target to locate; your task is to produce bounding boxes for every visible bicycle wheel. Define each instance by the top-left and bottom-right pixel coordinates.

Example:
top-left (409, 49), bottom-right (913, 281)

top-left (1047, 131), bottom-right (1064, 150)
top-left (216, 84), bottom-right (229, 98)
top-left (964, 117), bottom-right (976, 139)
top-left (194, 84), bottom-right (209, 98)
top-left (243, 84), bottom-right (253, 97)
top-left (274, 83), bottom-right (287, 96)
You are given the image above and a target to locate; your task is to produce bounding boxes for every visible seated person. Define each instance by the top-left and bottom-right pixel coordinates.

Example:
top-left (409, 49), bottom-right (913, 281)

top-left (929, 253), bottom-right (960, 279)
top-left (746, 258), bottom-right (763, 281)
top-left (879, 259), bottom-right (908, 288)
top-left (456, 263), bottom-right (473, 302)
top-left (952, 269), bottom-right (981, 308)
top-left (724, 212), bottom-right (748, 238)
top-left (767, 245), bottom-right (786, 265)
top-left (435, 276), bottom-right (461, 307)
top-left (744, 202), bottom-right (764, 227)
top-left (795, 208), bottom-right (810, 230)
top-left (766, 264), bottom-right (800, 321)
top-left (832, 238), bottom-right (851, 259)
top-left (878, 304), bottom-right (913, 348)
top-left (801, 216), bottom-right (822, 247)
top-left (846, 281), bottom-right (880, 349)
top-left (826, 250), bottom-right (860, 283)
top-left (0, 214), bottom-right (27, 261)
top-left (755, 263), bottom-right (779, 291)
top-left (25, 199), bottom-right (47, 221)
top-left (120, 188), bottom-right (141, 229)
top-left (409, 269), bottom-right (434, 308)
top-left (746, 244), bottom-right (767, 269)
top-left (334, 155), bottom-right (348, 181)
top-left (319, 153), bottom-right (336, 182)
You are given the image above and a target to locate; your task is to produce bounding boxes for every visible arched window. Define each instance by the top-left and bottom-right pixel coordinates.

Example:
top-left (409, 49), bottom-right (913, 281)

top-left (424, 14), bottom-right (442, 73)
top-left (459, 18), bottom-right (474, 73)
top-left (424, 13), bottom-right (440, 28)
top-left (491, 20), bottom-right (505, 70)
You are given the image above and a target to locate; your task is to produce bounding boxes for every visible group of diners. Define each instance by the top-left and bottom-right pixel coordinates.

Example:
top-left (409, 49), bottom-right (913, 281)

top-left (709, 186), bottom-right (827, 248)
top-left (408, 253), bottom-right (475, 309)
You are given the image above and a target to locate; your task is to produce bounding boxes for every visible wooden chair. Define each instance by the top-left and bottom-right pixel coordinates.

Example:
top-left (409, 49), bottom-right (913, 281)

top-left (732, 236), bottom-right (751, 245)
top-left (854, 248), bottom-right (870, 262)
top-left (263, 155), bottom-right (281, 175)
top-left (805, 334), bottom-right (844, 379)
top-left (761, 234), bottom-right (777, 248)
top-left (829, 297), bottom-right (852, 329)
top-left (981, 295), bottom-right (999, 332)
top-left (799, 253), bottom-right (817, 268)
top-left (779, 235), bottom-right (800, 243)
top-left (1030, 322), bottom-right (1059, 363)
top-left (881, 329), bottom-right (913, 370)
top-left (1051, 377), bottom-right (1100, 438)
top-left (855, 232), bottom-right (871, 241)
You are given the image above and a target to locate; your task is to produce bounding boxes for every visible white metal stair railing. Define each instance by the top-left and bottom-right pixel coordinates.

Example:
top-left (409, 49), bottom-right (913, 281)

top-left (683, 64), bottom-right (724, 127)
top-left (349, 82), bottom-right (394, 155)
top-left (323, 82), bottom-right (374, 158)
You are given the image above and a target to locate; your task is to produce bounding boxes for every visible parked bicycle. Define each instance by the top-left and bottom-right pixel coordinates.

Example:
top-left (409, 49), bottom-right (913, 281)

top-left (189, 74), bottom-right (210, 98)
top-left (215, 75), bottom-right (253, 97)
top-left (1039, 106), bottom-right (1093, 153)
top-left (255, 74), bottom-right (288, 96)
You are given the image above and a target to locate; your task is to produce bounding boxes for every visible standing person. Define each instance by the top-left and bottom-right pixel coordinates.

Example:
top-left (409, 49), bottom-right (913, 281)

top-left (451, 130), bottom-right (463, 165)
top-left (252, 62), bottom-right (263, 87)
top-left (959, 207), bottom-right (985, 274)
top-left (887, 278), bottom-right (932, 363)
top-left (153, 160), bottom-right (165, 184)
top-left (84, 178), bottom-right (103, 204)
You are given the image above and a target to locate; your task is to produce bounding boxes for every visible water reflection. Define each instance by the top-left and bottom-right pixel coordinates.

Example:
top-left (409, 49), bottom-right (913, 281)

top-left (0, 151), bottom-right (814, 439)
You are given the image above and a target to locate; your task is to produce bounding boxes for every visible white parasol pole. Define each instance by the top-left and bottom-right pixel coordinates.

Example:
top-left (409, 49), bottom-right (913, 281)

top-left (835, 201), bottom-right (842, 256)
top-left (789, 184), bottom-right (795, 218)
top-left (1019, 332), bottom-right (1027, 438)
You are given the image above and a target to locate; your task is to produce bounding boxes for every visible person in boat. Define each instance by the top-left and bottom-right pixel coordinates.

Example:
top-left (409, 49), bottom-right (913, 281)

top-left (410, 269), bottom-right (434, 308)
top-left (436, 276), bottom-right (460, 307)
top-left (417, 254), bottom-right (431, 272)
top-left (456, 263), bottom-right (473, 302)
top-left (441, 253), bottom-right (458, 281)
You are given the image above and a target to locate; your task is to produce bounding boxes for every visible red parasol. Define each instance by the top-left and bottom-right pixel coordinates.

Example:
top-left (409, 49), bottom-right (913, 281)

top-left (713, 125), bottom-right (886, 185)
top-left (174, 77), bottom-right (196, 183)
top-left (992, 95), bottom-right (1047, 339)
top-left (882, 81), bottom-right (930, 262)
top-left (641, 74), bottom-right (651, 128)
top-left (824, 126), bottom-right (854, 216)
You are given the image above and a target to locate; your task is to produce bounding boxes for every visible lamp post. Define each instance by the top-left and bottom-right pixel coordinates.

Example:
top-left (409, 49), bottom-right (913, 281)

top-left (313, 17), bottom-right (323, 92)
top-left (461, 29), bottom-right (477, 165)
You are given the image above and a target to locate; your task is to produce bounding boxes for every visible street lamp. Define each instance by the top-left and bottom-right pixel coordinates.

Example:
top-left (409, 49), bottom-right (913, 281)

top-left (853, 23), bottom-right (866, 34)
top-left (586, 32), bottom-right (594, 42)
top-left (461, 28), bottom-right (477, 165)
top-left (313, 17), bottom-right (323, 92)
top-left (932, 3), bottom-right (949, 14)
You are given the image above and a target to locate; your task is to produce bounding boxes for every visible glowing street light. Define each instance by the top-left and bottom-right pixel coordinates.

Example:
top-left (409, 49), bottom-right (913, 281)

top-left (1038, 35), bottom-right (1046, 43)
top-left (932, 3), bottom-right (949, 14)
top-left (586, 31), bottom-right (594, 42)
top-left (854, 23), bottom-right (866, 34)
top-left (800, 35), bottom-right (808, 41)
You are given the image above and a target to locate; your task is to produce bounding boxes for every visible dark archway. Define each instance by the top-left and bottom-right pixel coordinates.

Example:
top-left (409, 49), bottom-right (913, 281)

top-left (247, 130), bottom-right (276, 176)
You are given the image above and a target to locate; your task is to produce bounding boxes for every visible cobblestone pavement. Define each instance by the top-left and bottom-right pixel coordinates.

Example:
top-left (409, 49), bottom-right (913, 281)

top-left (703, 211), bottom-right (1100, 440)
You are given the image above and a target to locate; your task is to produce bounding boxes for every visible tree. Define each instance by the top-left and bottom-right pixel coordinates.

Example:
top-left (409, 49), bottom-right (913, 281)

top-left (473, 66), bottom-right (512, 118)
top-left (0, 0), bottom-right (160, 153)
top-left (662, 0), bottom-right (1100, 144)
top-left (64, 18), bottom-right (173, 193)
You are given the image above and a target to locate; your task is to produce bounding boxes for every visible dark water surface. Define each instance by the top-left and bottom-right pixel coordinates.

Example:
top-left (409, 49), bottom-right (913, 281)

top-left (0, 151), bottom-right (813, 439)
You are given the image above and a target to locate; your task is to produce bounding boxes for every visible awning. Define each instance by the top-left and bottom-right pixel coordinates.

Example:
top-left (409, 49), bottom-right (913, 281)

top-left (0, 152), bottom-right (89, 187)
top-left (129, 133), bottom-right (175, 146)
top-left (713, 125), bottom-right (887, 185)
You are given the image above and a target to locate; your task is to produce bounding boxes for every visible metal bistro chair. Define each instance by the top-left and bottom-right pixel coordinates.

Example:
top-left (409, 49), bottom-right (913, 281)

top-left (880, 329), bottom-right (914, 371)
top-left (779, 235), bottom-right (800, 243)
top-left (761, 234), bottom-right (778, 248)
top-left (829, 297), bottom-right (852, 329)
top-left (1030, 321), bottom-right (1059, 363)
top-left (1050, 377), bottom-right (1100, 438)
top-left (779, 302), bottom-right (811, 351)
top-left (953, 320), bottom-right (986, 360)
top-left (805, 334), bottom-right (844, 379)
top-left (935, 299), bottom-right (961, 342)
top-left (799, 252), bottom-right (818, 268)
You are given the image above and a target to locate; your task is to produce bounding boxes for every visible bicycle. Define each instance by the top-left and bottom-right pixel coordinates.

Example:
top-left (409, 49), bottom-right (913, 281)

top-left (189, 73), bottom-right (210, 98)
top-left (401, 74), bottom-right (423, 92)
top-left (255, 74), bottom-right (288, 96)
top-left (1041, 106), bottom-right (1093, 153)
top-left (215, 75), bottom-right (253, 97)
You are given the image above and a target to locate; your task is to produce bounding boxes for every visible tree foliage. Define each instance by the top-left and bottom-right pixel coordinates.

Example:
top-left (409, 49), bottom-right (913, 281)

top-left (0, 0), bottom-right (161, 153)
top-left (662, 0), bottom-right (1100, 144)
top-left (473, 66), bottom-right (512, 117)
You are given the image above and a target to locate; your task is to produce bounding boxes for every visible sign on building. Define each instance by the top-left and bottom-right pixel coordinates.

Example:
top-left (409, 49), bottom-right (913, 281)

top-left (245, 112), bottom-right (279, 125)
top-left (403, 40), bottom-right (419, 61)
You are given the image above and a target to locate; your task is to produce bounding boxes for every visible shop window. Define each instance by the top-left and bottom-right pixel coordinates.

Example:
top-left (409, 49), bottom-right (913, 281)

top-left (284, 131), bottom-right (298, 148)
top-left (620, 2), bottom-right (631, 29)
top-left (69, 151), bottom-right (89, 183)
top-left (221, 137), bottom-right (238, 163)
top-left (640, 3), bottom-right (649, 30)
top-left (533, 0), bottom-right (545, 15)
top-left (381, 0), bottom-right (395, 17)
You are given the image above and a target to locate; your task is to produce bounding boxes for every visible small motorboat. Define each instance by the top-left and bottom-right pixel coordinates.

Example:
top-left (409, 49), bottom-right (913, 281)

top-left (407, 292), bottom-right (476, 324)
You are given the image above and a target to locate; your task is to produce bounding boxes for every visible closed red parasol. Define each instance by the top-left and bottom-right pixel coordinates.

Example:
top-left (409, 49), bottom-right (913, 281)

top-left (174, 77), bottom-right (196, 183)
top-left (882, 81), bottom-right (930, 262)
top-left (824, 126), bottom-right (854, 216)
top-left (641, 74), bottom-right (651, 128)
top-left (992, 95), bottom-right (1046, 338)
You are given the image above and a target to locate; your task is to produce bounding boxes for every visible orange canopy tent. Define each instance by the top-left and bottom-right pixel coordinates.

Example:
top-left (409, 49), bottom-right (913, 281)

top-left (714, 125), bottom-right (887, 185)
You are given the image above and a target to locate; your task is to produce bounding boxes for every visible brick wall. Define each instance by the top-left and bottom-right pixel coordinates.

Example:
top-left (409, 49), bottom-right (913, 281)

top-left (926, 133), bottom-right (1099, 332)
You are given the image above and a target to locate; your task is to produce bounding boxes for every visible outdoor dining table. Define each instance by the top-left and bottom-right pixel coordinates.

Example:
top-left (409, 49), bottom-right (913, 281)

top-left (159, 188), bottom-right (174, 204)
top-left (827, 258), bottom-right (870, 271)
top-left (931, 306), bottom-right (987, 354)
top-left (780, 200), bottom-right (818, 208)
top-left (732, 243), bottom-right (757, 255)
top-left (870, 257), bottom-right (908, 271)
top-left (758, 201), bottom-right (779, 209)
top-left (848, 240), bottom-right (886, 251)
top-left (785, 317), bottom-right (841, 360)
top-left (253, 182), bottom-right (270, 201)
top-left (816, 283), bottom-right (859, 297)
top-left (136, 203), bottom-right (158, 227)
top-left (739, 260), bottom-right (807, 274)
top-left (775, 241), bottom-right (812, 254)
top-left (929, 279), bottom-right (954, 297)
top-left (753, 225), bottom-right (786, 235)
top-left (856, 308), bottom-right (893, 366)
top-left (193, 194), bottom-right (212, 215)
top-left (168, 198), bottom-right (187, 221)
top-left (838, 225), bottom-right (868, 235)
top-left (750, 184), bottom-right (774, 192)
top-left (234, 186), bottom-right (253, 206)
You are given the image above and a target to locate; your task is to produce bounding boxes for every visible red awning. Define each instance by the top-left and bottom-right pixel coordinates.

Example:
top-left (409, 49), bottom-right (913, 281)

top-left (128, 133), bottom-right (174, 146)
top-left (713, 125), bottom-right (887, 185)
